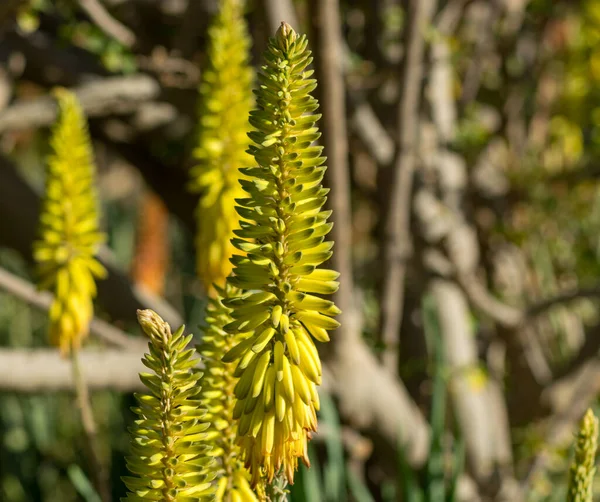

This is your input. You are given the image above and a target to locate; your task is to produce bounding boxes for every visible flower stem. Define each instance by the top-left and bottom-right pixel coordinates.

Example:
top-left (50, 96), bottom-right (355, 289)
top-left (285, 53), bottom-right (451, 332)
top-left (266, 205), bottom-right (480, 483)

top-left (71, 346), bottom-right (111, 502)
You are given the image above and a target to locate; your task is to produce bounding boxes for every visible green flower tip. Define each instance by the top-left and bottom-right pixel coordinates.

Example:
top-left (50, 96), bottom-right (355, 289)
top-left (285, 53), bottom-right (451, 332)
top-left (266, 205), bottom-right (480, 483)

top-left (568, 408), bottom-right (599, 502)
top-left (276, 21), bottom-right (297, 47)
top-left (576, 408), bottom-right (598, 466)
top-left (136, 309), bottom-right (173, 343)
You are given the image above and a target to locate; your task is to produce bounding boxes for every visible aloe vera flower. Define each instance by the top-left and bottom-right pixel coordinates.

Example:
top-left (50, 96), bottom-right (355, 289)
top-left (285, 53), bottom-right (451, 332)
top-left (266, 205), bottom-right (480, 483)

top-left (33, 88), bottom-right (106, 355)
top-left (123, 310), bottom-right (214, 501)
top-left (189, 0), bottom-right (254, 296)
top-left (224, 22), bottom-right (341, 485)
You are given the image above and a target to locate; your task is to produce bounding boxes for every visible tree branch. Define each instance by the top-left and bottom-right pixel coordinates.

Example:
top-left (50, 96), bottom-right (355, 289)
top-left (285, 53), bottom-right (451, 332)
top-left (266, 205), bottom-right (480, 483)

top-left (379, 0), bottom-right (437, 374)
top-left (0, 348), bottom-right (145, 392)
top-left (78, 0), bottom-right (136, 48)
top-left (0, 75), bottom-right (160, 134)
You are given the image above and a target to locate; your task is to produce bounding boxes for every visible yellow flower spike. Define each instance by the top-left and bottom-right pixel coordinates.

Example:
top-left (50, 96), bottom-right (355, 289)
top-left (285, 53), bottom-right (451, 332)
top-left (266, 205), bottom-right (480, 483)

top-left (123, 310), bottom-right (214, 501)
top-left (33, 88), bottom-right (106, 356)
top-left (225, 22), bottom-right (340, 485)
top-left (196, 285), bottom-right (261, 501)
top-left (189, 0), bottom-right (255, 295)
top-left (567, 408), bottom-right (599, 502)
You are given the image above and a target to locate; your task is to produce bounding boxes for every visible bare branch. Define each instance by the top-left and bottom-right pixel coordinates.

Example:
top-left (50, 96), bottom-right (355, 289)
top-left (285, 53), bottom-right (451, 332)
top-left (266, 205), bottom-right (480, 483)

top-left (460, 273), bottom-right (600, 329)
top-left (0, 348), bottom-right (145, 392)
top-left (78, 0), bottom-right (136, 48)
top-left (311, 0), bottom-right (355, 343)
top-left (457, 273), bottom-right (524, 328)
top-left (379, 0), bottom-right (437, 374)
top-left (350, 100), bottom-right (395, 166)
top-left (0, 75), bottom-right (160, 134)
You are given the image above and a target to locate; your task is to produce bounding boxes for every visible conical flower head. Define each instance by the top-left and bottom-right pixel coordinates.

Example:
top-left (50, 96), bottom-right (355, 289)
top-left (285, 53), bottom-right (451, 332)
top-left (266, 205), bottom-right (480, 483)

top-left (197, 285), bottom-right (260, 501)
top-left (33, 88), bottom-right (106, 355)
top-left (567, 408), bottom-right (599, 502)
top-left (189, 0), bottom-right (255, 295)
top-left (122, 310), bottom-right (215, 501)
top-left (224, 22), bottom-right (341, 485)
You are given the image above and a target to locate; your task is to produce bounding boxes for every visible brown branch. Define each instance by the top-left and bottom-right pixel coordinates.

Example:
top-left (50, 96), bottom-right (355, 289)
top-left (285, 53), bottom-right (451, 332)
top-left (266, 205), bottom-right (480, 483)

top-left (457, 273), bottom-right (524, 328)
top-left (311, 0), bottom-right (355, 343)
top-left (459, 273), bottom-right (600, 329)
top-left (379, 0), bottom-right (437, 374)
top-left (78, 0), bottom-right (136, 48)
top-left (0, 267), bottom-right (146, 351)
top-left (349, 98), bottom-right (395, 166)
top-left (0, 75), bottom-right (160, 134)
top-left (0, 348), bottom-right (145, 392)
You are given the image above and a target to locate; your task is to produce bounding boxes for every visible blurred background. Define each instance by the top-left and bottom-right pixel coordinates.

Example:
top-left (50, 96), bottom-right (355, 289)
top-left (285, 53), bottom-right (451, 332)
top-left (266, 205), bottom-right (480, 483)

top-left (0, 0), bottom-right (599, 501)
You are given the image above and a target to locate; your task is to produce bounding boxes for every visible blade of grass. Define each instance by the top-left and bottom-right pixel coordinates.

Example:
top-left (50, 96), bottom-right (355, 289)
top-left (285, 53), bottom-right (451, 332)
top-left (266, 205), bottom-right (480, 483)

top-left (66, 464), bottom-right (101, 502)
top-left (320, 391), bottom-right (347, 502)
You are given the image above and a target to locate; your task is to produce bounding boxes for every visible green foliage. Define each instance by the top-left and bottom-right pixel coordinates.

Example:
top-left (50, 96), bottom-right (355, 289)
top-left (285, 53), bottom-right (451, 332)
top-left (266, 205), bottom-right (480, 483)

top-left (222, 22), bottom-right (340, 485)
top-left (189, 0), bottom-right (255, 295)
top-left (567, 409), bottom-right (599, 502)
top-left (196, 285), bottom-right (260, 501)
top-left (397, 296), bottom-right (465, 502)
top-left (290, 392), bottom-right (374, 502)
top-left (33, 88), bottom-right (106, 355)
top-left (122, 310), bottom-right (214, 501)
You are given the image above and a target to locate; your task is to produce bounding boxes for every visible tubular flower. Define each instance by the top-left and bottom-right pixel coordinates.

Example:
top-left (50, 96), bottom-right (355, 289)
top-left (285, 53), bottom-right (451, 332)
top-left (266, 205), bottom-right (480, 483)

top-left (33, 88), bottom-right (106, 355)
top-left (224, 22), bottom-right (341, 485)
top-left (123, 310), bottom-right (214, 501)
top-left (197, 285), bottom-right (260, 501)
top-left (189, 0), bottom-right (254, 295)
top-left (567, 408), bottom-right (599, 502)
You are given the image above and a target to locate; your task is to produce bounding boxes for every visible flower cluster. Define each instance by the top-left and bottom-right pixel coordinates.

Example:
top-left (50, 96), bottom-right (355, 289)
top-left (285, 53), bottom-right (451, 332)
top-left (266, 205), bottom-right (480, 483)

top-left (224, 22), bottom-right (340, 485)
top-left (189, 0), bottom-right (254, 295)
top-left (33, 88), bottom-right (106, 355)
top-left (123, 310), bottom-right (214, 501)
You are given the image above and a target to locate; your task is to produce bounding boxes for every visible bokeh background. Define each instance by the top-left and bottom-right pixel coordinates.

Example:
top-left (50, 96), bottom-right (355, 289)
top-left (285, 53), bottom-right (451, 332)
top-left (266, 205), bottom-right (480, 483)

top-left (0, 0), bottom-right (599, 501)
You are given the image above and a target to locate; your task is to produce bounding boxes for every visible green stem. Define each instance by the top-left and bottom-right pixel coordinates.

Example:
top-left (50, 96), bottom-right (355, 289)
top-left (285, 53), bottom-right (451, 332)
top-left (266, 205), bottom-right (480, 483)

top-left (71, 346), bottom-right (111, 502)
top-left (265, 471), bottom-right (289, 502)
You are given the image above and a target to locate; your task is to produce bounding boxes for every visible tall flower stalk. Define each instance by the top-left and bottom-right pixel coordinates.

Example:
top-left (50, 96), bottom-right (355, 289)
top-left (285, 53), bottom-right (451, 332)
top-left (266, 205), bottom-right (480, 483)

top-left (224, 22), bottom-right (341, 485)
top-left (197, 285), bottom-right (261, 501)
top-left (33, 88), bottom-right (109, 501)
top-left (189, 0), bottom-right (254, 296)
top-left (123, 310), bottom-right (214, 501)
